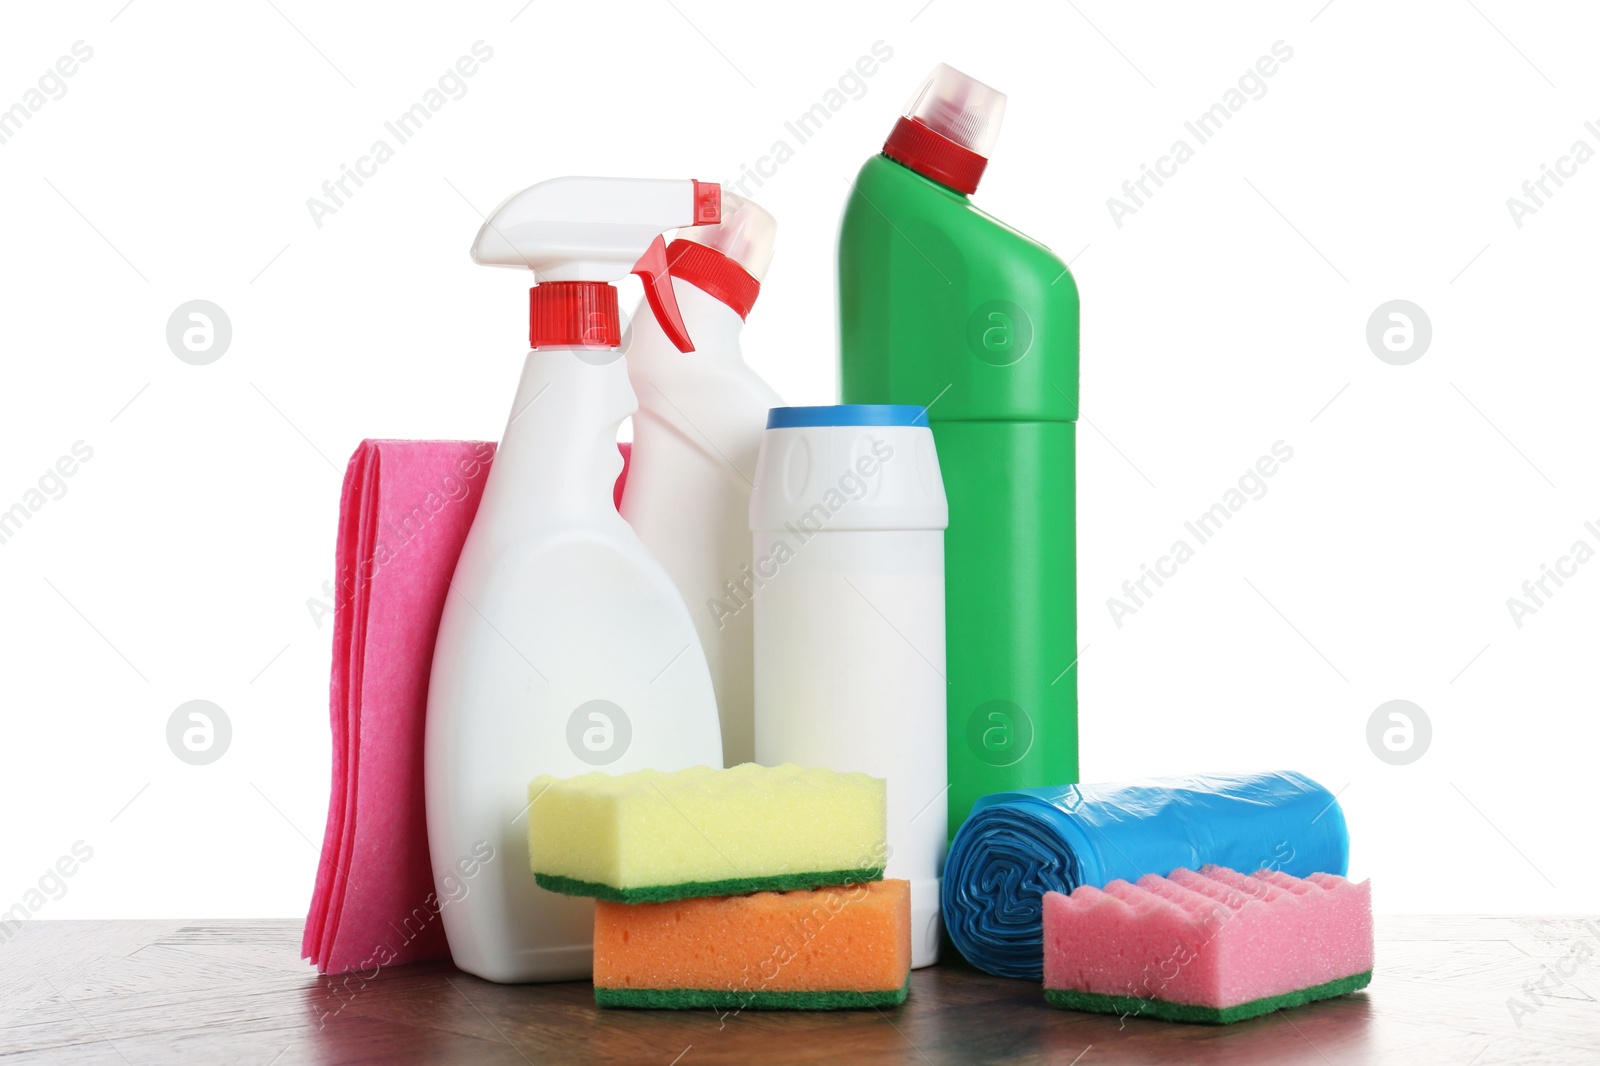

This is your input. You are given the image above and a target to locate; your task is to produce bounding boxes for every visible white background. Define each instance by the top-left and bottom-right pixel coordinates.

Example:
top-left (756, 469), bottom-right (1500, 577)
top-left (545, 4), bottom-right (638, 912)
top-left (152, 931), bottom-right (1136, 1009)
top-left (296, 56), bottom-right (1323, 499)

top-left (1, 0), bottom-right (1595, 920)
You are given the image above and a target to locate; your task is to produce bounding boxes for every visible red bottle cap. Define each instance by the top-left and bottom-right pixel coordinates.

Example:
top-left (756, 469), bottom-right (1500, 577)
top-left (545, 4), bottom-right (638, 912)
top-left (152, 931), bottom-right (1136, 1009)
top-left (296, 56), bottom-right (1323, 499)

top-left (883, 116), bottom-right (990, 195)
top-left (529, 282), bottom-right (620, 350)
top-left (882, 64), bottom-right (1006, 196)
top-left (666, 239), bottom-right (761, 320)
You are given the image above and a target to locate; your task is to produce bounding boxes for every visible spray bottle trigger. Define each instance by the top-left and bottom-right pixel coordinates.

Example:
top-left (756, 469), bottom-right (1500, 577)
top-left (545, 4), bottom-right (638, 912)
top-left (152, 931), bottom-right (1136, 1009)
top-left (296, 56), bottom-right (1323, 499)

top-left (632, 234), bottom-right (694, 353)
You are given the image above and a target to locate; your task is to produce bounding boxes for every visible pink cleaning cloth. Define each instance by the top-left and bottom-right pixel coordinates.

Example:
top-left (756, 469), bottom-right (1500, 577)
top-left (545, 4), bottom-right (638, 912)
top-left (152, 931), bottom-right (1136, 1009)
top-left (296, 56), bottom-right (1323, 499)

top-left (304, 440), bottom-right (632, 975)
top-left (302, 440), bottom-right (495, 974)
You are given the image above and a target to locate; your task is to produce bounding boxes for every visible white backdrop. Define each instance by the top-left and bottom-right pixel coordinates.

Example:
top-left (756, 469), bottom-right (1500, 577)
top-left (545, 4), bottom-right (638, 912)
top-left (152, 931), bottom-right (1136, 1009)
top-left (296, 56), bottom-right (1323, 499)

top-left (1, 0), bottom-right (1594, 921)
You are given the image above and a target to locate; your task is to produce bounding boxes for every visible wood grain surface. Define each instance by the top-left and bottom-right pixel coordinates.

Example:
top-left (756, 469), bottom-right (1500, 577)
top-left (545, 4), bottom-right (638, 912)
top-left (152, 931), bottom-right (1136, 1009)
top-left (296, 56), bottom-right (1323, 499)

top-left (3, 916), bottom-right (1598, 1064)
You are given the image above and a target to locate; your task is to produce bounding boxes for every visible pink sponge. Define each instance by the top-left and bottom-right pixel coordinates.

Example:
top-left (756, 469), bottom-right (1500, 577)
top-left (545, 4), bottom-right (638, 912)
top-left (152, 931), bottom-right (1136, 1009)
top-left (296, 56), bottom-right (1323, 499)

top-left (1043, 865), bottom-right (1372, 1024)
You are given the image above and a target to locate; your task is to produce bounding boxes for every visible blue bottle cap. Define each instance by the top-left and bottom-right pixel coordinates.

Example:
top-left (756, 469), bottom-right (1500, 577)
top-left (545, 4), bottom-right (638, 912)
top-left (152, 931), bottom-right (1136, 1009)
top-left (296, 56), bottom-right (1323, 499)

top-left (766, 404), bottom-right (930, 429)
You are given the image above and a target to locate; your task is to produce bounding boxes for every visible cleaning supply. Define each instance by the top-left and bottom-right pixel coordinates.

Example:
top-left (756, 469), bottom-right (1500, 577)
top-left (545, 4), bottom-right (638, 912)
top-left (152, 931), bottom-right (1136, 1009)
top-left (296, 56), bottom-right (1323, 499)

top-left (838, 64), bottom-right (1081, 839)
top-left (1043, 865), bottom-right (1374, 1023)
top-left (526, 763), bottom-right (886, 902)
top-left (593, 879), bottom-right (912, 1009)
top-left (304, 436), bottom-right (640, 976)
top-left (620, 193), bottom-right (782, 767)
top-left (425, 176), bottom-right (726, 984)
top-left (304, 439), bottom-right (494, 975)
top-left (749, 404), bottom-right (948, 968)
top-left (942, 772), bottom-right (1349, 979)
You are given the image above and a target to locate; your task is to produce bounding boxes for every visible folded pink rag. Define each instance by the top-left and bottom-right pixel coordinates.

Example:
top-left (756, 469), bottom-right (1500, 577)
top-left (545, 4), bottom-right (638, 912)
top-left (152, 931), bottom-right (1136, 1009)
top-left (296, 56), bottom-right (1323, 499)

top-left (303, 439), bottom-right (632, 975)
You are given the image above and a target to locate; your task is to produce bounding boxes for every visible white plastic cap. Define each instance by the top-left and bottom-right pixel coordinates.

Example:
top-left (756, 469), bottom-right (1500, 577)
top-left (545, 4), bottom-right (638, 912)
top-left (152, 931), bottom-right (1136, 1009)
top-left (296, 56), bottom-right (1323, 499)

top-left (901, 63), bottom-right (1006, 159)
top-left (676, 192), bottom-right (776, 281)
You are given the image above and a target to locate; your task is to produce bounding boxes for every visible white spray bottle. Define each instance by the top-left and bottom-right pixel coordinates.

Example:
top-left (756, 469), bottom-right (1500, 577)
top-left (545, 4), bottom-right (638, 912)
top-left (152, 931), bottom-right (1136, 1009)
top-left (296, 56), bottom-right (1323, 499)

top-left (619, 193), bottom-right (782, 766)
top-left (425, 176), bottom-right (725, 983)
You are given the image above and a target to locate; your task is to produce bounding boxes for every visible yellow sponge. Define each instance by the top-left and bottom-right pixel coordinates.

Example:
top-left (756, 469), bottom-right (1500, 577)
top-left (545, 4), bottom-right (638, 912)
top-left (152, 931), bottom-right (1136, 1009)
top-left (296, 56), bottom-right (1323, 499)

top-left (527, 763), bottom-right (886, 903)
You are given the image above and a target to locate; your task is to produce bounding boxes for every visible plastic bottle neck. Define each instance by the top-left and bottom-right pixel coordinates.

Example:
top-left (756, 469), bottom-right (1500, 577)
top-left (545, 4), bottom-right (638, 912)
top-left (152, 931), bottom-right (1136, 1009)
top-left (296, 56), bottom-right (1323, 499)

top-left (480, 346), bottom-right (634, 529)
top-left (629, 275), bottom-right (747, 364)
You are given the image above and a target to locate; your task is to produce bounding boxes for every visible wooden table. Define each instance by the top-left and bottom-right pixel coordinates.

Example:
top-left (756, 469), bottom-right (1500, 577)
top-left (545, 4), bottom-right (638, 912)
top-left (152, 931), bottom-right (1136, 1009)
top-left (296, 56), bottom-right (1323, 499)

top-left (3, 917), bottom-right (1597, 1064)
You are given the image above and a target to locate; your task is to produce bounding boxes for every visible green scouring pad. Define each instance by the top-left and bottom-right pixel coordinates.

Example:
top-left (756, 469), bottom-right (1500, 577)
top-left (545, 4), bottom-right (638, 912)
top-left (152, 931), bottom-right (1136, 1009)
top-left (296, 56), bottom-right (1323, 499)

top-left (596, 980), bottom-right (911, 1011)
top-left (1045, 971), bottom-right (1372, 1024)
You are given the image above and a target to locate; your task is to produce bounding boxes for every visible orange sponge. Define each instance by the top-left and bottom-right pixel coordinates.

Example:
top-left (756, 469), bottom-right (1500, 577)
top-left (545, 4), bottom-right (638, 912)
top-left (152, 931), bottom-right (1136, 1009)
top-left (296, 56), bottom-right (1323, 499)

top-left (593, 879), bottom-right (911, 1009)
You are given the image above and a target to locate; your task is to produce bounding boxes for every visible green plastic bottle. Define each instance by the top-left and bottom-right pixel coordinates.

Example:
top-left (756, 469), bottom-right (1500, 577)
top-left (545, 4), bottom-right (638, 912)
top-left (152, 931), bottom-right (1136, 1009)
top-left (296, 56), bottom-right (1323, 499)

top-left (839, 64), bottom-right (1080, 838)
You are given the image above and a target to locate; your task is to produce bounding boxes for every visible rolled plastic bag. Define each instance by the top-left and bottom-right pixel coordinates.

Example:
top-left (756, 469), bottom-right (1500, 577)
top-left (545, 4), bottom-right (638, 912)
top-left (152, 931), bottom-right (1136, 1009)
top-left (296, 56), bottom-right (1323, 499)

top-left (942, 771), bottom-right (1349, 979)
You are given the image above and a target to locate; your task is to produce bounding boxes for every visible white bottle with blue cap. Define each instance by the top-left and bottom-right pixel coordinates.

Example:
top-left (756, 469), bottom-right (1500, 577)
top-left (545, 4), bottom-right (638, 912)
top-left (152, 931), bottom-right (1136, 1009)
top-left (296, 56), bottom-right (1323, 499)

top-left (750, 404), bottom-right (949, 968)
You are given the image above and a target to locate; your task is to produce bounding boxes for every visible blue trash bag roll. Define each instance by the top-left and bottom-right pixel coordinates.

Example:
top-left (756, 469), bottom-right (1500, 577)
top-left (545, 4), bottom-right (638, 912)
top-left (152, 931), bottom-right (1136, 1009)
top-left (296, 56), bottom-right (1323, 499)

top-left (941, 771), bottom-right (1349, 979)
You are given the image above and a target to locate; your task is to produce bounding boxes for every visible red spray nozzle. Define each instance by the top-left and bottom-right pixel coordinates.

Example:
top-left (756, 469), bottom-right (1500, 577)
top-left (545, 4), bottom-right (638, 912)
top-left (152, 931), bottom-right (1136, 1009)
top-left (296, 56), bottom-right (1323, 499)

top-left (693, 180), bottom-right (722, 226)
top-left (632, 235), bottom-right (694, 353)
top-left (632, 186), bottom-right (721, 353)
